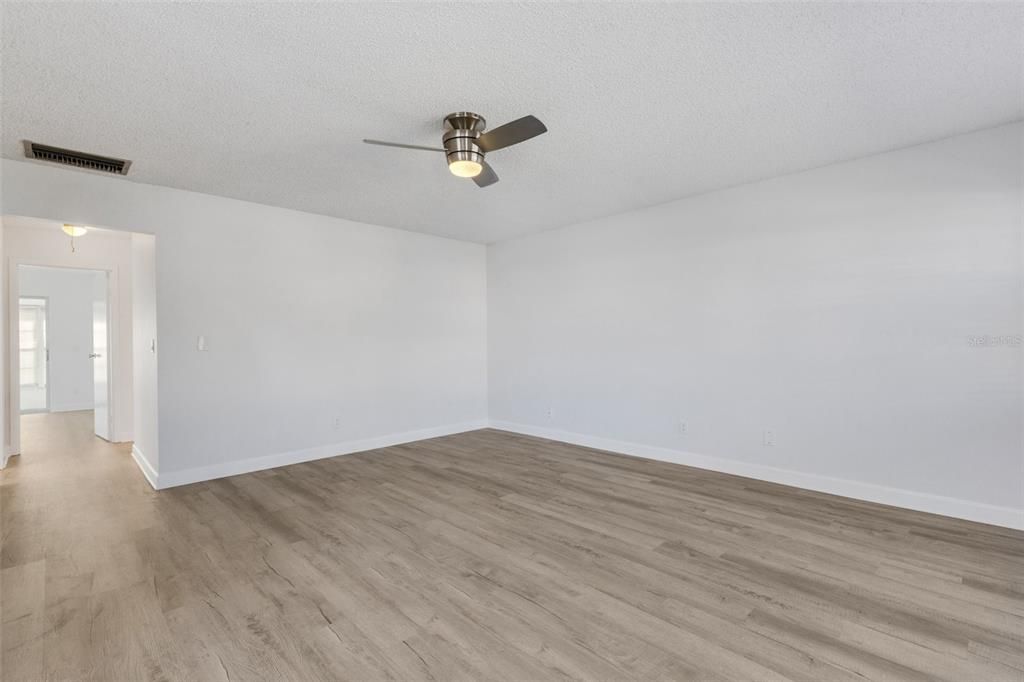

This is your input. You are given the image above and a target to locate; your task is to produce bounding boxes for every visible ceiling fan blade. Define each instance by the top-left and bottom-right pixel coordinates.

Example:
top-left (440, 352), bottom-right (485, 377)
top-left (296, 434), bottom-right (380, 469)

top-left (473, 161), bottom-right (499, 188)
top-left (363, 139), bottom-right (445, 152)
top-left (476, 115), bottom-right (547, 153)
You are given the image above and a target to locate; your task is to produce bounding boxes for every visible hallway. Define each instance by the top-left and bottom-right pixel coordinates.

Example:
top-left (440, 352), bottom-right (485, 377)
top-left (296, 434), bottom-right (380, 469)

top-left (1, 411), bottom-right (155, 679)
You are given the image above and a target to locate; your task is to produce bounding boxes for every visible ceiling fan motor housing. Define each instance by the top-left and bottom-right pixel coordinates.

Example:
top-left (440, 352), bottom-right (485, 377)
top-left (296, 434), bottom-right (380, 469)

top-left (443, 112), bottom-right (486, 167)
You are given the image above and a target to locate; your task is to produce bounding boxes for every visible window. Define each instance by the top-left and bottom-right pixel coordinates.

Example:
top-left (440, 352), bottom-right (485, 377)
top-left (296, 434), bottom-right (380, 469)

top-left (19, 298), bottom-right (47, 389)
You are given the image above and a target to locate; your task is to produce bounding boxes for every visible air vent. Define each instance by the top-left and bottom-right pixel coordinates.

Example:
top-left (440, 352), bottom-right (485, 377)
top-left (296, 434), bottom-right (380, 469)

top-left (23, 141), bottom-right (131, 175)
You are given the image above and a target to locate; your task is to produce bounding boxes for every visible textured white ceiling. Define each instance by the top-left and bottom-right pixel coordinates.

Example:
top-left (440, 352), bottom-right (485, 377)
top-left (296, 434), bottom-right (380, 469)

top-left (2, 3), bottom-right (1021, 243)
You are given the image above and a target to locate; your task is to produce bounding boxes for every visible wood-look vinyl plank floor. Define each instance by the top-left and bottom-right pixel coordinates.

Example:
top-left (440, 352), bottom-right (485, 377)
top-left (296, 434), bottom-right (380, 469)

top-left (2, 411), bottom-right (1022, 681)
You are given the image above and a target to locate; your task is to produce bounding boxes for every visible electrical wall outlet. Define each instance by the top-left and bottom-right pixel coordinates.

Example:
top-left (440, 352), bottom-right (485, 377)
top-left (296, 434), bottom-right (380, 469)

top-left (677, 420), bottom-right (689, 435)
top-left (545, 406), bottom-right (554, 420)
top-left (763, 430), bottom-right (776, 447)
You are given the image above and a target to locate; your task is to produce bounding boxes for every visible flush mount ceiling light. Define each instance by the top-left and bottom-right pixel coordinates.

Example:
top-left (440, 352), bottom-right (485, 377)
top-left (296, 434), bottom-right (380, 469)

top-left (363, 112), bottom-right (547, 188)
top-left (62, 223), bottom-right (88, 253)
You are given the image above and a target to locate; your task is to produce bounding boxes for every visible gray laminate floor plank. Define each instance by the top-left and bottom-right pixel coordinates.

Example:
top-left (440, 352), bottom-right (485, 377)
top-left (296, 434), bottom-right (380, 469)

top-left (2, 411), bottom-right (1022, 681)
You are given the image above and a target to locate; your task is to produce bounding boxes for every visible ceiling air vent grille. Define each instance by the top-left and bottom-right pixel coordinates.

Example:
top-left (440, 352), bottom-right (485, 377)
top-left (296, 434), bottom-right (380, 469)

top-left (23, 141), bottom-right (132, 175)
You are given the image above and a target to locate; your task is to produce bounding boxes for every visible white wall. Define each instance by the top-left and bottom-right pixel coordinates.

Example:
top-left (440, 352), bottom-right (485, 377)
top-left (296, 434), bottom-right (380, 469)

top-left (4, 221), bottom-right (134, 447)
top-left (1, 163), bottom-right (488, 485)
top-left (5, 126), bottom-right (1018, 528)
top-left (489, 123), bottom-right (1023, 527)
top-left (131, 233), bottom-right (159, 480)
top-left (18, 266), bottom-right (102, 412)
top-left (0, 217), bottom-right (5, 464)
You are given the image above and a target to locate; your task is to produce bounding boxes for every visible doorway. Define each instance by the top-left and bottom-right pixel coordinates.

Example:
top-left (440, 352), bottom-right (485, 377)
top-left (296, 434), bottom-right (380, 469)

top-left (3, 217), bottom-right (159, 486)
top-left (17, 265), bottom-right (112, 443)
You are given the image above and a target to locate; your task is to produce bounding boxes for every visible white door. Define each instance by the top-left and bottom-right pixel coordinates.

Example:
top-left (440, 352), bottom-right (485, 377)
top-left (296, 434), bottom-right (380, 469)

top-left (92, 272), bottom-right (111, 440)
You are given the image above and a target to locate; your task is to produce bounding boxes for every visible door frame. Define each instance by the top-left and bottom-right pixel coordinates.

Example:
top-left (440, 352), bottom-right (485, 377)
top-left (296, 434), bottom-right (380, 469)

top-left (90, 271), bottom-right (112, 442)
top-left (7, 261), bottom-right (121, 457)
top-left (17, 294), bottom-right (51, 414)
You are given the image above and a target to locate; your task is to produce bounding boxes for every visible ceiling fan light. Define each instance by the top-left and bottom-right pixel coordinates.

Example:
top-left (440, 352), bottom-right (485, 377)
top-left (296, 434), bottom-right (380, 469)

top-left (448, 159), bottom-right (482, 178)
top-left (62, 224), bottom-right (88, 237)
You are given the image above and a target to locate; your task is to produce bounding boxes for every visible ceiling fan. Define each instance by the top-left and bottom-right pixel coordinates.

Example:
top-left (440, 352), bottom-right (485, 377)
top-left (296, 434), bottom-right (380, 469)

top-left (363, 112), bottom-right (547, 188)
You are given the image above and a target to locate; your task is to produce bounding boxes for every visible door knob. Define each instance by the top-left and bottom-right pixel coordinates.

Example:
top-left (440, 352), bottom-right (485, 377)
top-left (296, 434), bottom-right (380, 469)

top-left (89, 353), bottom-right (101, 359)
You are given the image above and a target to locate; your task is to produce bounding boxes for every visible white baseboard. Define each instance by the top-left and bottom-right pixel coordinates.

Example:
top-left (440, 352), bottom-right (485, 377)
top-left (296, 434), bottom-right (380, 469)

top-left (131, 444), bottom-right (159, 490)
top-left (112, 430), bottom-right (133, 444)
top-left (488, 420), bottom-right (1024, 531)
top-left (155, 420), bottom-right (490, 489)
